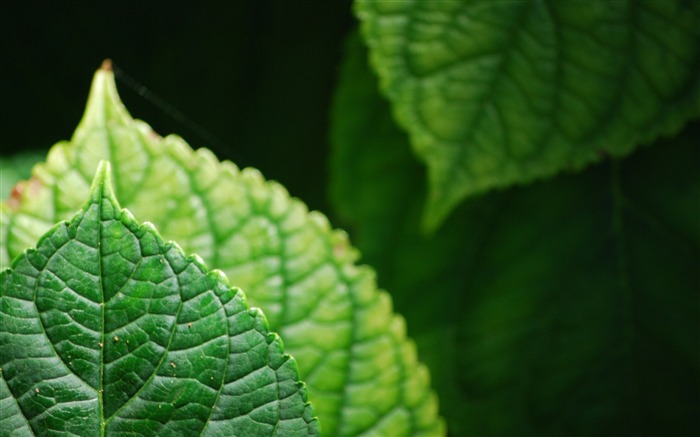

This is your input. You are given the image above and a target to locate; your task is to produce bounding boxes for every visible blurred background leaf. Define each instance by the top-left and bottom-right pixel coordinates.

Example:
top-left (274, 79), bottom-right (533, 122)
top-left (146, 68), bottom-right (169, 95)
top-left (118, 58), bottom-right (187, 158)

top-left (330, 34), bottom-right (700, 436)
top-left (355, 0), bottom-right (700, 231)
top-left (0, 150), bottom-right (43, 198)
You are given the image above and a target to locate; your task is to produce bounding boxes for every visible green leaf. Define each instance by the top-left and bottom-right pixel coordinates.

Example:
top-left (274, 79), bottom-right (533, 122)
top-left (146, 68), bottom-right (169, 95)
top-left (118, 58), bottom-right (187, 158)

top-left (0, 161), bottom-right (319, 435)
top-left (1, 65), bottom-right (444, 436)
top-left (330, 34), bottom-right (700, 435)
top-left (0, 371), bottom-right (32, 436)
top-left (0, 151), bottom-right (45, 199)
top-left (355, 0), bottom-right (700, 231)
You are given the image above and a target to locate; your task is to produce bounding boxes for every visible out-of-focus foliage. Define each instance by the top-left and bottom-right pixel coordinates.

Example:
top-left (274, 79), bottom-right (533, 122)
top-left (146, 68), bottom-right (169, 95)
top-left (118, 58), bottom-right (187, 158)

top-left (355, 0), bottom-right (700, 230)
top-left (0, 151), bottom-right (43, 199)
top-left (330, 30), bottom-right (699, 437)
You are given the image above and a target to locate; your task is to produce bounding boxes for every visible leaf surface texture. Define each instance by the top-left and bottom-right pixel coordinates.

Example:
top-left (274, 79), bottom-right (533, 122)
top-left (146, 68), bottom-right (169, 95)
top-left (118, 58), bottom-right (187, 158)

top-left (0, 67), bottom-right (444, 436)
top-left (355, 0), bottom-right (700, 230)
top-left (0, 162), bottom-right (319, 436)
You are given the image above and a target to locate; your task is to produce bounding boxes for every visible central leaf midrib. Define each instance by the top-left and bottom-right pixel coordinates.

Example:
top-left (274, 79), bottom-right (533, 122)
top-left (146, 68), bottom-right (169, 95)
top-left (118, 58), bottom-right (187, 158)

top-left (98, 205), bottom-right (185, 431)
top-left (414, 1), bottom-right (534, 199)
top-left (97, 182), bottom-right (106, 437)
top-left (102, 265), bottom-right (184, 430)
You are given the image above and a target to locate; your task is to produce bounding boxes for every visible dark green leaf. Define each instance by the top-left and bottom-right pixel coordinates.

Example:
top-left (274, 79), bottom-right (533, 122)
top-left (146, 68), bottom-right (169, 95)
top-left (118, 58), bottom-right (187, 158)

top-left (355, 0), bottom-right (700, 230)
top-left (330, 34), bottom-right (700, 436)
top-left (0, 372), bottom-right (32, 436)
top-left (0, 162), bottom-right (319, 435)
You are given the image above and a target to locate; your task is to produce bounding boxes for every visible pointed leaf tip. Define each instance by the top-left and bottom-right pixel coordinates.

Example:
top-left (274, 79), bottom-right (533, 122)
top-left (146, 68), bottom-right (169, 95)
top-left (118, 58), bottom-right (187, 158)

top-left (420, 188), bottom-right (455, 236)
top-left (77, 59), bottom-right (131, 130)
top-left (86, 160), bottom-right (119, 207)
top-left (1, 167), bottom-right (321, 435)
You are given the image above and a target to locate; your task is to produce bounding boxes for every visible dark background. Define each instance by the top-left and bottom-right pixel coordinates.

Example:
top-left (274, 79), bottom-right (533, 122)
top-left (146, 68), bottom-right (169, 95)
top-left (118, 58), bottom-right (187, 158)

top-left (0, 0), bottom-right (355, 214)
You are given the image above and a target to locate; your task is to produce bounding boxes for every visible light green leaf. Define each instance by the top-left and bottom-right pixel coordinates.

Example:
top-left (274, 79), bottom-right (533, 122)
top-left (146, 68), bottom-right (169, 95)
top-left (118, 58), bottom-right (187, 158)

top-left (355, 0), bottom-right (700, 231)
top-left (1, 65), bottom-right (444, 436)
top-left (0, 162), bottom-right (318, 435)
top-left (330, 34), bottom-right (700, 436)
